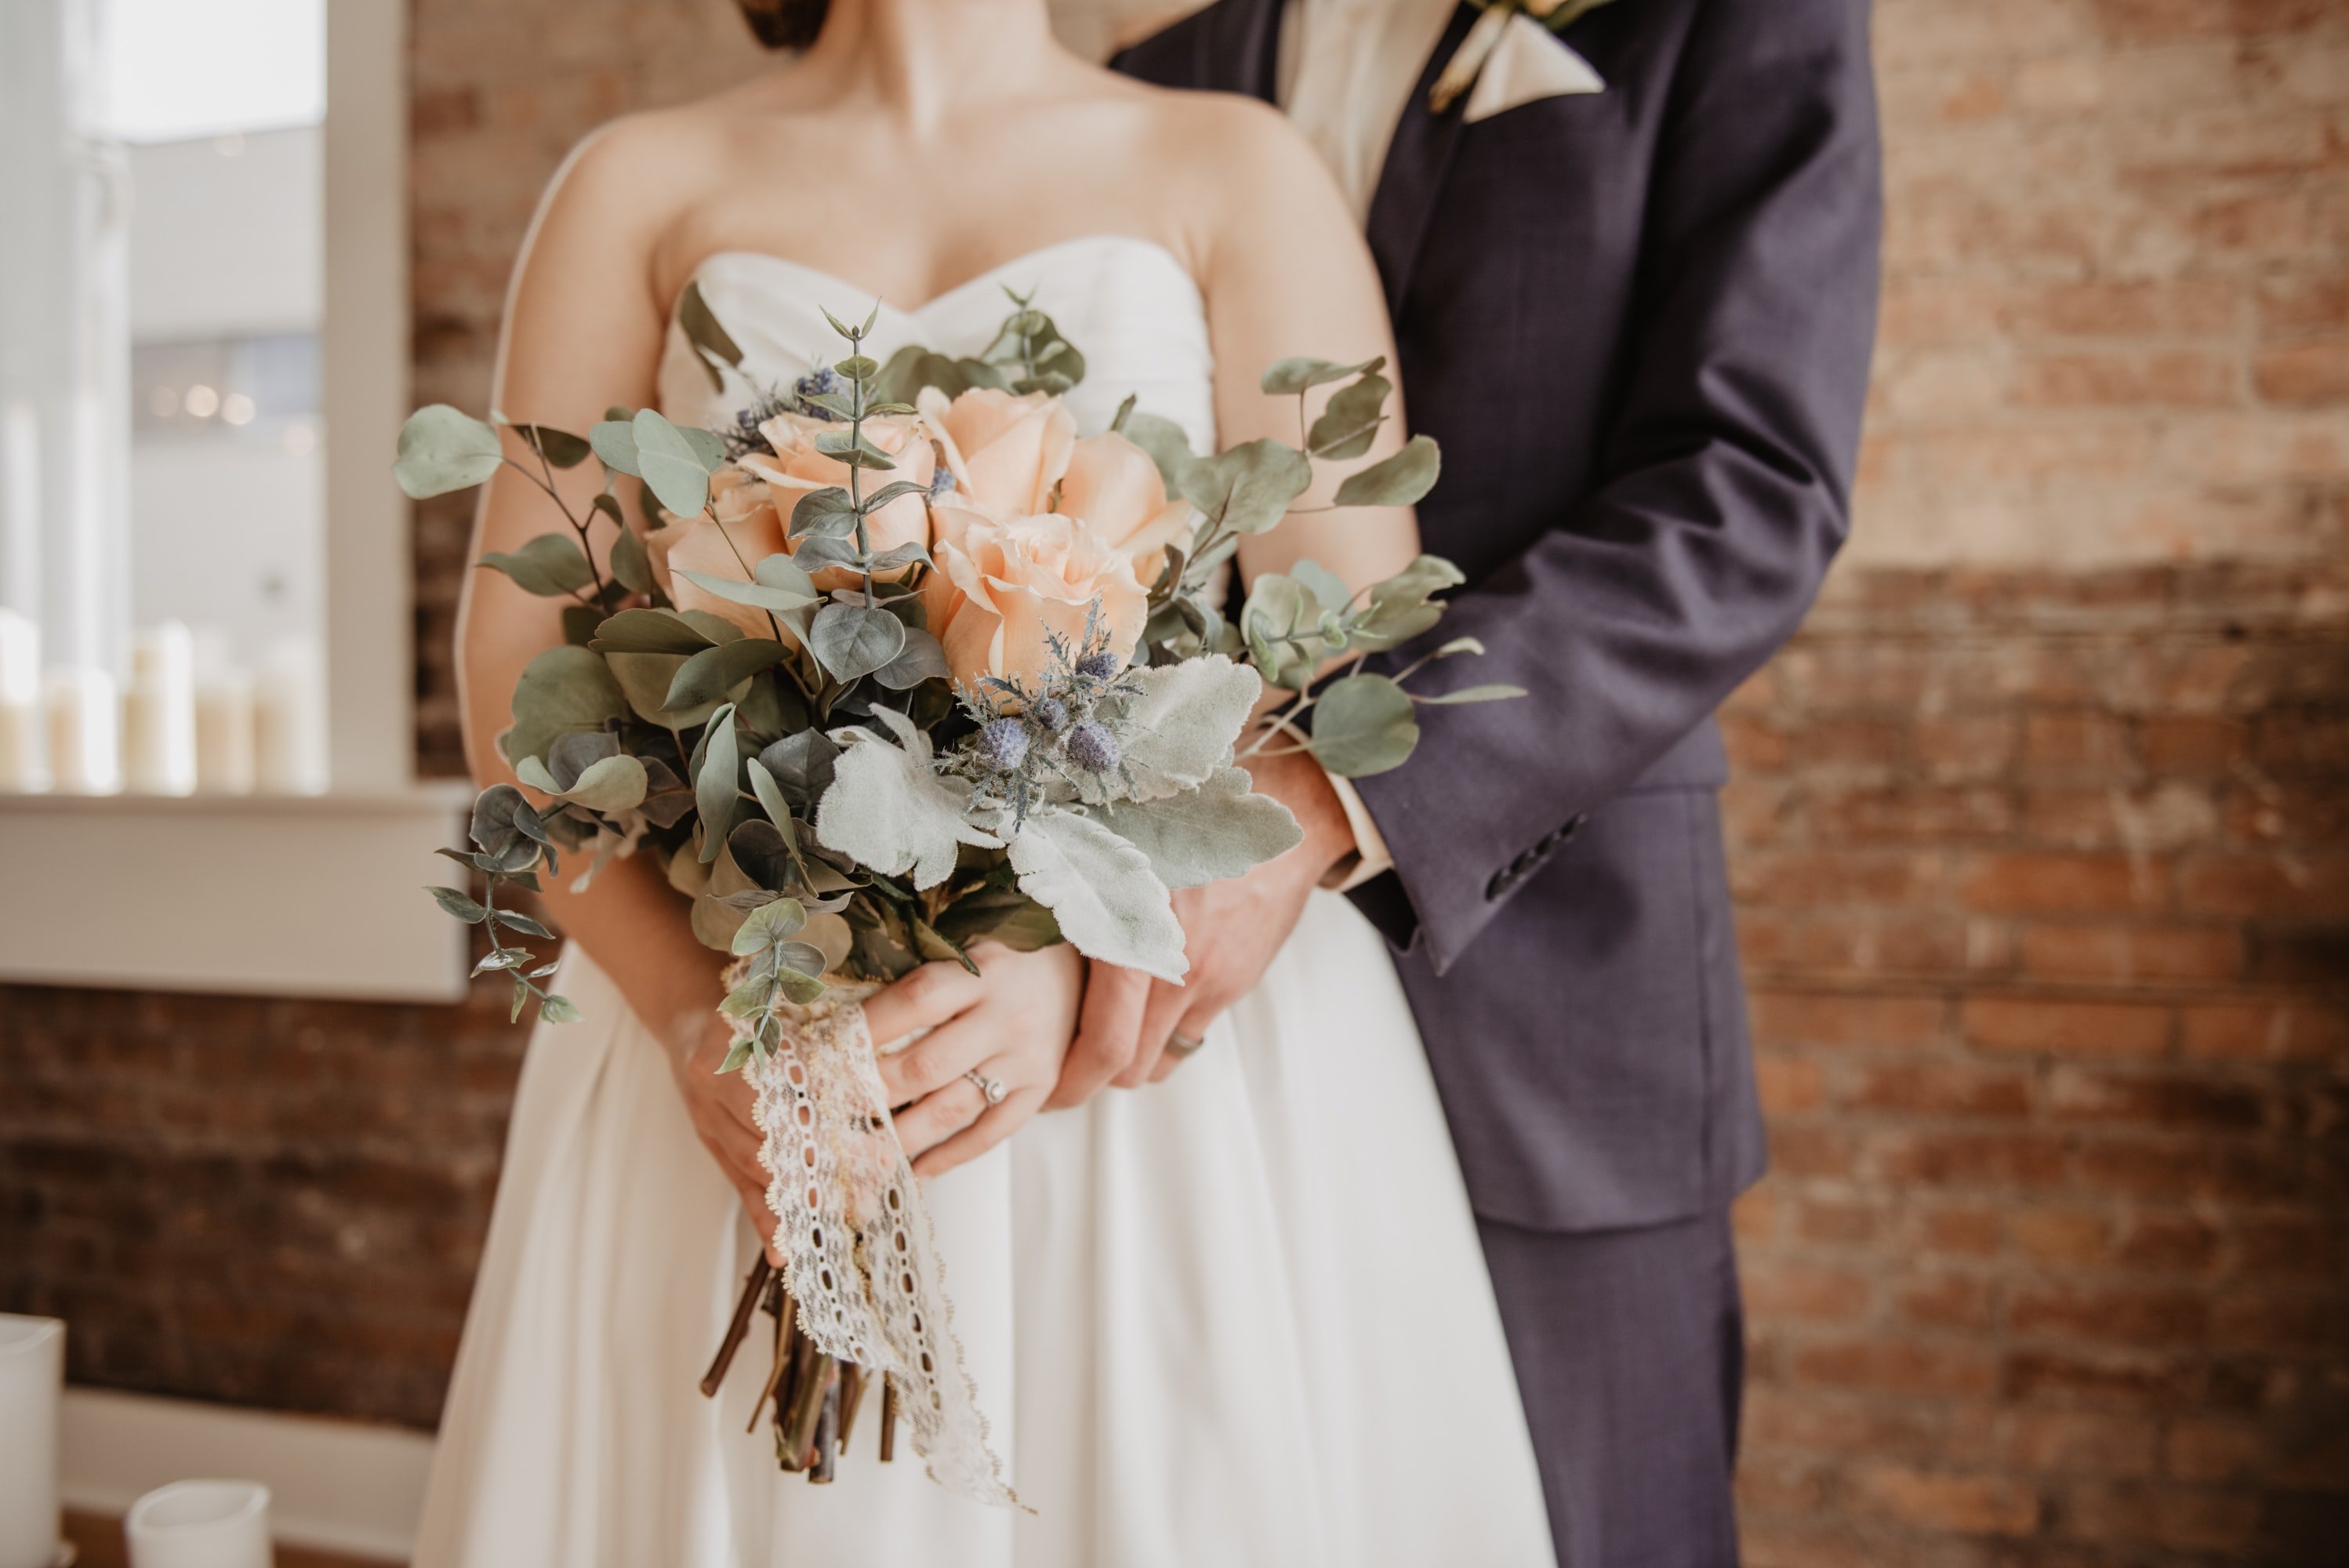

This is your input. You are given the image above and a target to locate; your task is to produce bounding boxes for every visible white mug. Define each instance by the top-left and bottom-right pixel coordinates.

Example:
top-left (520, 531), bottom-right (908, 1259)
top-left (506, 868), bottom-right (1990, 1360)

top-left (124, 1480), bottom-right (274, 1568)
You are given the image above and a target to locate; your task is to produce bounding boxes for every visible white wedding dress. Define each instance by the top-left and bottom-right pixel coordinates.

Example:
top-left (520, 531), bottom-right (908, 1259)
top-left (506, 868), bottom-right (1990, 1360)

top-left (413, 234), bottom-right (1554, 1568)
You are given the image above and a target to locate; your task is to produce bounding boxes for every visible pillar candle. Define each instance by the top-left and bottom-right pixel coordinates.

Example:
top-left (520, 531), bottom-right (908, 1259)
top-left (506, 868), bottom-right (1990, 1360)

top-left (194, 668), bottom-right (257, 796)
top-left (0, 1314), bottom-right (64, 1568)
top-left (254, 641), bottom-right (325, 795)
top-left (0, 610), bottom-right (45, 793)
top-left (124, 1479), bottom-right (274, 1568)
top-left (125, 621), bottom-right (198, 796)
top-left (45, 664), bottom-right (121, 794)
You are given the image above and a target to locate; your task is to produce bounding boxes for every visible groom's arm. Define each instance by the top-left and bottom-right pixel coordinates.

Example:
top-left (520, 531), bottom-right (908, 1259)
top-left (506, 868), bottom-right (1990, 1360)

top-left (1348, 0), bottom-right (1882, 974)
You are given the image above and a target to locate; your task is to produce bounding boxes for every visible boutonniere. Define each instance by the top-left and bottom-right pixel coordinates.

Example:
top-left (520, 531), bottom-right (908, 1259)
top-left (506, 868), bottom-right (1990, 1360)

top-left (1430, 0), bottom-right (1616, 117)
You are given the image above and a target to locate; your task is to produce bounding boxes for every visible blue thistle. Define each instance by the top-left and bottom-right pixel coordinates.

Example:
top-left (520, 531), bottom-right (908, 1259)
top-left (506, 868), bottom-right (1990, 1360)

top-left (975, 717), bottom-right (1031, 772)
top-left (1029, 696), bottom-right (1070, 734)
top-left (1066, 721), bottom-right (1120, 773)
top-left (1076, 650), bottom-right (1123, 681)
top-left (928, 467), bottom-right (958, 499)
top-left (791, 367), bottom-right (844, 419)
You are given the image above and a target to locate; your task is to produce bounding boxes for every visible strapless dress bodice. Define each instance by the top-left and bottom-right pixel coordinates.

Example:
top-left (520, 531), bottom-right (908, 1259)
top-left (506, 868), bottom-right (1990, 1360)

top-left (656, 234), bottom-right (1216, 451)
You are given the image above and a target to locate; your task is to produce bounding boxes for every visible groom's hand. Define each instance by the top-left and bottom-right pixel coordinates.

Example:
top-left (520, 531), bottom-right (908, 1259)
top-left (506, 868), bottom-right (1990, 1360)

top-left (1047, 746), bottom-right (1358, 1107)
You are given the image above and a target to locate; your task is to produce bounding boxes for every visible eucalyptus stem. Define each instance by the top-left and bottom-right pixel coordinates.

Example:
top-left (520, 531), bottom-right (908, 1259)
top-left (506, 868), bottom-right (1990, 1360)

top-left (847, 325), bottom-right (877, 609)
top-left (504, 448), bottom-right (612, 607)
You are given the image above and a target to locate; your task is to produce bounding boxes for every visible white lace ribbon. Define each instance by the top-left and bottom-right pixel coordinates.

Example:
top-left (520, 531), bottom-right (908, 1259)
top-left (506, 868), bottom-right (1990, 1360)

top-left (737, 975), bottom-right (1020, 1508)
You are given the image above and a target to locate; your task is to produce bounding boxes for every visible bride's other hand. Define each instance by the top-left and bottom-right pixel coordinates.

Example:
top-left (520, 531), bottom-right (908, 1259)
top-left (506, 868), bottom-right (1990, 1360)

top-left (866, 941), bottom-right (1084, 1178)
top-left (1051, 747), bottom-right (1357, 1105)
top-left (666, 1011), bottom-right (785, 1264)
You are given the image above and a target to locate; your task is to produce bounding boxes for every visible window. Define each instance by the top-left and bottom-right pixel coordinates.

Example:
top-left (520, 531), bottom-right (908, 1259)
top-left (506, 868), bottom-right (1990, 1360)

top-left (0, 0), bottom-right (465, 1001)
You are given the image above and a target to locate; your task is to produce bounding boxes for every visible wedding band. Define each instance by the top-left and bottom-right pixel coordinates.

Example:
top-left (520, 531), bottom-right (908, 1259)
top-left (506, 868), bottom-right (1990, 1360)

top-left (964, 1069), bottom-right (1007, 1105)
top-left (1165, 1033), bottom-right (1204, 1059)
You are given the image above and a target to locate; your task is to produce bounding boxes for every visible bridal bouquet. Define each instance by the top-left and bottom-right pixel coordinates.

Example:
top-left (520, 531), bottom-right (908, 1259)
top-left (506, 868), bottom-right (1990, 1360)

top-left (398, 289), bottom-right (1513, 1504)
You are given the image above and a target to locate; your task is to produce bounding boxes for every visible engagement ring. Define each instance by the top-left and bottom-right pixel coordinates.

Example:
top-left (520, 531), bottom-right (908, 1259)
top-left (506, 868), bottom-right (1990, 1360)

top-left (964, 1070), bottom-right (1007, 1105)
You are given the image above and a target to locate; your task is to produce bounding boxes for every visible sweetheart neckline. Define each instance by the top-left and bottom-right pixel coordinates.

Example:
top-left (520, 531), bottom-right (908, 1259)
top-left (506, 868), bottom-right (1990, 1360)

top-left (677, 233), bottom-right (1204, 326)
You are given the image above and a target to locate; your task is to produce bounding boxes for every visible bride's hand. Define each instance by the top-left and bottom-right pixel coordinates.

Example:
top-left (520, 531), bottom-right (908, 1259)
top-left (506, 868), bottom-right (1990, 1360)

top-left (665, 1010), bottom-right (785, 1263)
top-left (864, 940), bottom-right (1084, 1178)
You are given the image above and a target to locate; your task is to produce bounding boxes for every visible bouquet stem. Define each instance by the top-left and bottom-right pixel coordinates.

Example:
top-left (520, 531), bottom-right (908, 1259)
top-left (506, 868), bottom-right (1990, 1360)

top-left (701, 1261), bottom-right (891, 1477)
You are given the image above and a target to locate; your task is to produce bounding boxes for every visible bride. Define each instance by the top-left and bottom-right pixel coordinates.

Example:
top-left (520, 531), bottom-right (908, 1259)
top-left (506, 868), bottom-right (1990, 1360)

top-left (415, 0), bottom-right (1552, 1562)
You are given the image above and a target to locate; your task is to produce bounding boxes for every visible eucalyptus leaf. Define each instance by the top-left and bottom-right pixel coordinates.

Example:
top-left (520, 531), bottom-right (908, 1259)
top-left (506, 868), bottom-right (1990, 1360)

top-left (680, 425), bottom-right (727, 473)
top-left (757, 730), bottom-right (839, 806)
top-left (394, 405), bottom-right (503, 498)
top-left (871, 627), bottom-right (949, 691)
top-left (538, 993), bottom-right (583, 1025)
top-left (745, 756), bottom-right (793, 829)
top-left (1007, 808), bottom-right (1185, 982)
top-left (1121, 411), bottom-right (1201, 500)
top-left (1333, 434), bottom-right (1441, 508)
top-left (695, 702), bottom-right (742, 862)
top-left (666, 637), bottom-right (789, 711)
top-left (591, 607), bottom-right (717, 655)
top-left (515, 424), bottom-right (591, 470)
top-left (518, 751), bottom-right (648, 812)
top-left (608, 524), bottom-right (655, 595)
top-left (676, 567), bottom-right (820, 619)
top-left (1309, 673), bottom-right (1420, 776)
top-left (732, 895), bottom-right (808, 955)
top-left (791, 487), bottom-right (859, 539)
top-left (1305, 372), bottom-right (1390, 461)
top-left (808, 603), bottom-right (906, 682)
top-left (727, 818), bottom-right (797, 891)
top-left (1414, 683), bottom-right (1527, 706)
top-left (633, 409), bottom-right (712, 516)
top-left (503, 644), bottom-right (626, 764)
top-left (607, 652), bottom-right (720, 728)
top-left (1185, 438), bottom-right (1312, 535)
top-left (1091, 768), bottom-right (1303, 888)
top-left (1287, 559), bottom-right (1355, 618)
top-left (590, 419), bottom-right (640, 477)
top-left (1260, 356), bottom-right (1384, 396)
top-left (1350, 553), bottom-right (1467, 652)
top-left (479, 533), bottom-right (594, 597)
top-left (492, 908), bottom-right (556, 940)
top-left (677, 280), bottom-right (744, 392)
top-left (427, 885), bottom-right (488, 924)
top-left (811, 430), bottom-right (897, 471)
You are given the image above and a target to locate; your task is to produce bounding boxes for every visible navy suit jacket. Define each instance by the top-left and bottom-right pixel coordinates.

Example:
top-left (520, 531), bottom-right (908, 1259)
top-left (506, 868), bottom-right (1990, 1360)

top-left (1118, 0), bottom-right (1882, 1230)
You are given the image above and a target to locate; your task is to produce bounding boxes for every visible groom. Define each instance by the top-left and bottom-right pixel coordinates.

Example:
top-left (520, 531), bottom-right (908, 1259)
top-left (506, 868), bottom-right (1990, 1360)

top-left (1061, 0), bottom-right (1882, 1560)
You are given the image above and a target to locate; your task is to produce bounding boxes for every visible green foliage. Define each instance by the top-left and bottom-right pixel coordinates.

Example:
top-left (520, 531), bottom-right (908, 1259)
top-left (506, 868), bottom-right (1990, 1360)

top-left (1309, 673), bottom-right (1420, 776)
top-left (1333, 434), bottom-right (1440, 508)
top-left (394, 405), bottom-right (503, 498)
top-left (695, 702), bottom-right (742, 863)
top-left (478, 533), bottom-right (594, 597)
top-left (677, 280), bottom-right (745, 393)
top-left (503, 644), bottom-right (626, 764)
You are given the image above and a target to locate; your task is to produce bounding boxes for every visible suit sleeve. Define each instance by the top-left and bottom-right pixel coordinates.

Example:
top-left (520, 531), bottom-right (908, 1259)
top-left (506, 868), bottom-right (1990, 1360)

top-left (1346, 0), bottom-right (1883, 972)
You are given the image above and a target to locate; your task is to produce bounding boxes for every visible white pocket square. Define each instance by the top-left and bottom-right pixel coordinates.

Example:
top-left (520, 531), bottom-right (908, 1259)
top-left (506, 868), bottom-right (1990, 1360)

top-left (1463, 14), bottom-right (1606, 124)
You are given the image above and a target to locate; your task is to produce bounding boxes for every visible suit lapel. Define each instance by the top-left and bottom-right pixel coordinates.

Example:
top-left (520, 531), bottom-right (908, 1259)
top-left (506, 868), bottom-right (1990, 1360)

top-left (1365, 3), bottom-right (1480, 321)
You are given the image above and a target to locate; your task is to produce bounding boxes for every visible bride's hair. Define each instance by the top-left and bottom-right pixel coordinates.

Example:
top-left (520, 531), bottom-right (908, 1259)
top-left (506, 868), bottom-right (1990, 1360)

top-left (736, 0), bottom-right (826, 49)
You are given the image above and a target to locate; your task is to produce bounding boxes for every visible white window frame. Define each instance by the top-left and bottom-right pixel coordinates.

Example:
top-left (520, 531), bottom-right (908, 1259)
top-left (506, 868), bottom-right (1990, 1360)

top-left (0, 0), bottom-right (470, 1003)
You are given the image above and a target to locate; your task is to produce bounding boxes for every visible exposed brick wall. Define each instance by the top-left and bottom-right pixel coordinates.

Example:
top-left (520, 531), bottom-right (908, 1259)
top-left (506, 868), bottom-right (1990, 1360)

top-left (1727, 564), bottom-right (2349, 1566)
top-left (0, 974), bottom-right (528, 1428)
top-left (1857, 0), bottom-right (2349, 568)
top-left (1, 4), bottom-right (2344, 1565)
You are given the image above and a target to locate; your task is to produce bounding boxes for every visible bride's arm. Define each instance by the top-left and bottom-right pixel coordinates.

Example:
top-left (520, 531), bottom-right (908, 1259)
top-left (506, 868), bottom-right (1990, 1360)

top-left (1191, 100), bottom-right (1423, 600)
top-left (456, 122), bottom-right (782, 1246)
top-left (1051, 101), bottom-right (1410, 1106)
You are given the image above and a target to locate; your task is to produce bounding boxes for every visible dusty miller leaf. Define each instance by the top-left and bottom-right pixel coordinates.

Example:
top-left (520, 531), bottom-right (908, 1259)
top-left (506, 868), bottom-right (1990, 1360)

top-left (1116, 654), bottom-right (1262, 797)
top-left (1007, 808), bottom-right (1186, 982)
top-left (813, 710), bottom-right (1000, 891)
top-left (1090, 768), bottom-right (1302, 888)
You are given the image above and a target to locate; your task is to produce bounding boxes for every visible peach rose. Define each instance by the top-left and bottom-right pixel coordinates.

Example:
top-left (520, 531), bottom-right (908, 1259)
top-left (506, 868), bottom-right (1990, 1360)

top-left (740, 409), bottom-right (934, 585)
top-left (1054, 432), bottom-right (1195, 589)
top-left (929, 507), bottom-right (1148, 694)
top-left (644, 467), bottom-right (788, 640)
top-left (917, 387), bottom-right (1076, 521)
